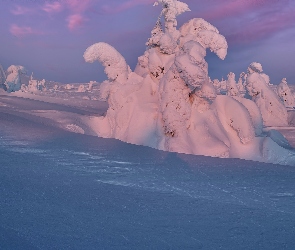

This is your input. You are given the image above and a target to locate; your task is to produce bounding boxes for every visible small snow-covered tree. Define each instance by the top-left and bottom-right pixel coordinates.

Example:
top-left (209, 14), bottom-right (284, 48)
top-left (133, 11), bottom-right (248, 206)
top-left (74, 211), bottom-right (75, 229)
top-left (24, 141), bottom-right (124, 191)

top-left (77, 84), bottom-right (87, 93)
top-left (4, 65), bottom-right (26, 92)
top-left (0, 64), bottom-right (7, 89)
top-left (226, 72), bottom-right (239, 96)
top-left (237, 72), bottom-right (246, 97)
top-left (23, 74), bottom-right (46, 93)
top-left (277, 78), bottom-right (295, 108)
top-left (245, 62), bottom-right (288, 126)
top-left (211, 79), bottom-right (221, 94)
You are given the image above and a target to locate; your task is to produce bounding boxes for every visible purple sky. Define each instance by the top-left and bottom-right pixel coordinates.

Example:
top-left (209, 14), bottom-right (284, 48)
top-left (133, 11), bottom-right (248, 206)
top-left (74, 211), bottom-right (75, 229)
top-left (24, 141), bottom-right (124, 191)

top-left (0, 0), bottom-right (295, 84)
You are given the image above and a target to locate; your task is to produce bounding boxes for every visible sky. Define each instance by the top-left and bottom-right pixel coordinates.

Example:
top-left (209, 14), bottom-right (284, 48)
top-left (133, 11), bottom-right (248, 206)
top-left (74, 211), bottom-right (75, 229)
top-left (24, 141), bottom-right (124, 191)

top-left (0, 0), bottom-right (295, 84)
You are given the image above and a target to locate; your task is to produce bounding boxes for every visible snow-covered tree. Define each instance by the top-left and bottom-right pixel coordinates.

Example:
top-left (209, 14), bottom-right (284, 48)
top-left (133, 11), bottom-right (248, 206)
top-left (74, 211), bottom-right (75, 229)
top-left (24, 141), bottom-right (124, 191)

top-left (83, 1), bottom-right (295, 165)
top-left (88, 81), bottom-right (96, 91)
top-left (226, 72), bottom-right (239, 96)
top-left (277, 78), bottom-right (295, 108)
top-left (237, 72), bottom-right (246, 97)
top-left (65, 84), bottom-right (74, 90)
top-left (77, 84), bottom-right (87, 93)
top-left (0, 64), bottom-right (7, 90)
top-left (245, 62), bottom-right (288, 126)
top-left (4, 65), bottom-right (26, 92)
top-left (211, 79), bottom-right (221, 94)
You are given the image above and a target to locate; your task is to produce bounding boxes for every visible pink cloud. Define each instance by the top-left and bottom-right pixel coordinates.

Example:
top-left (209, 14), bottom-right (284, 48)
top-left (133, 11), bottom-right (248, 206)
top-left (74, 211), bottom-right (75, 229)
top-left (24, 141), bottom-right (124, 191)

top-left (11, 5), bottom-right (33, 15)
top-left (64, 0), bottom-right (95, 32)
top-left (40, 0), bottom-right (92, 32)
top-left (9, 24), bottom-right (40, 38)
top-left (42, 2), bottom-right (63, 14)
top-left (67, 14), bottom-right (86, 31)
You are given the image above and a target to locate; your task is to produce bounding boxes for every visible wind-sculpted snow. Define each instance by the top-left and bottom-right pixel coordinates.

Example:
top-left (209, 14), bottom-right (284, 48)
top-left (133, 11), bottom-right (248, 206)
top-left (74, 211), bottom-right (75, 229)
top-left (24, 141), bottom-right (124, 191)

top-left (82, 0), bottom-right (295, 165)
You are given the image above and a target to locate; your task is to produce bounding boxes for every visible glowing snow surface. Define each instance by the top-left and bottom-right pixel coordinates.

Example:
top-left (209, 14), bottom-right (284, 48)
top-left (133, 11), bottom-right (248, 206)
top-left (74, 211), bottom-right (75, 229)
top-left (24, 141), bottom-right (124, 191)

top-left (1, 97), bottom-right (295, 249)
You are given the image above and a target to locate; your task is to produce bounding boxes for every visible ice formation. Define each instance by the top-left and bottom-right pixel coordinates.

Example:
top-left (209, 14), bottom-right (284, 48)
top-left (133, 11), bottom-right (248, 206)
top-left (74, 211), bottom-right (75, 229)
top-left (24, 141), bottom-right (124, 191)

top-left (277, 78), bottom-right (295, 108)
top-left (4, 65), bottom-right (26, 92)
top-left (84, 0), bottom-right (295, 165)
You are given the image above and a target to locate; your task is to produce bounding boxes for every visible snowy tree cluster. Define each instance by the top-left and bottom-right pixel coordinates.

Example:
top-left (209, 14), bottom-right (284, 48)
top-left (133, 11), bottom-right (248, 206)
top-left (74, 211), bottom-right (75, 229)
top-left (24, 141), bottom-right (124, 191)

top-left (21, 73), bottom-right (46, 93)
top-left (84, 0), bottom-right (295, 165)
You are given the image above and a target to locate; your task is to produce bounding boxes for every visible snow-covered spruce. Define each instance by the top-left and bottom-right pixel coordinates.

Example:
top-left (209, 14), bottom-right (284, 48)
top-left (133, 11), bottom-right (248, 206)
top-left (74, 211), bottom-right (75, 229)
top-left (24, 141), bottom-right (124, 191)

top-left (84, 0), bottom-right (295, 165)
top-left (4, 65), bottom-right (26, 93)
top-left (226, 72), bottom-right (239, 97)
top-left (245, 62), bottom-right (289, 127)
top-left (237, 72), bottom-right (246, 97)
top-left (277, 78), bottom-right (295, 109)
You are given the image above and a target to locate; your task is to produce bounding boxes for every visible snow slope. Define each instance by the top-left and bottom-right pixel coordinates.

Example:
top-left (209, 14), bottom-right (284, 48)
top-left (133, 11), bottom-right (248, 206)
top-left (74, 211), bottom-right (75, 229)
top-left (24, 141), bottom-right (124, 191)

top-left (1, 93), bottom-right (295, 249)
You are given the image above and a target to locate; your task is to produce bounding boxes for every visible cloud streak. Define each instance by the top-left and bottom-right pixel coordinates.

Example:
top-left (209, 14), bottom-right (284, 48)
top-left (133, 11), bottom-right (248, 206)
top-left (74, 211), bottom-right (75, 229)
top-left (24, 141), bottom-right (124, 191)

top-left (11, 5), bottom-right (33, 15)
top-left (9, 24), bottom-right (40, 38)
top-left (42, 2), bottom-right (63, 14)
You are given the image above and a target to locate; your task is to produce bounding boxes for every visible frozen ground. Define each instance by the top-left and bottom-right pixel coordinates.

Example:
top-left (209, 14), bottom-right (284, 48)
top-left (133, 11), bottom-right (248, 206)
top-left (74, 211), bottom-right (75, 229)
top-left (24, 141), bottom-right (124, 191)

top-left (1, 93), bottom-right (295, 249)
